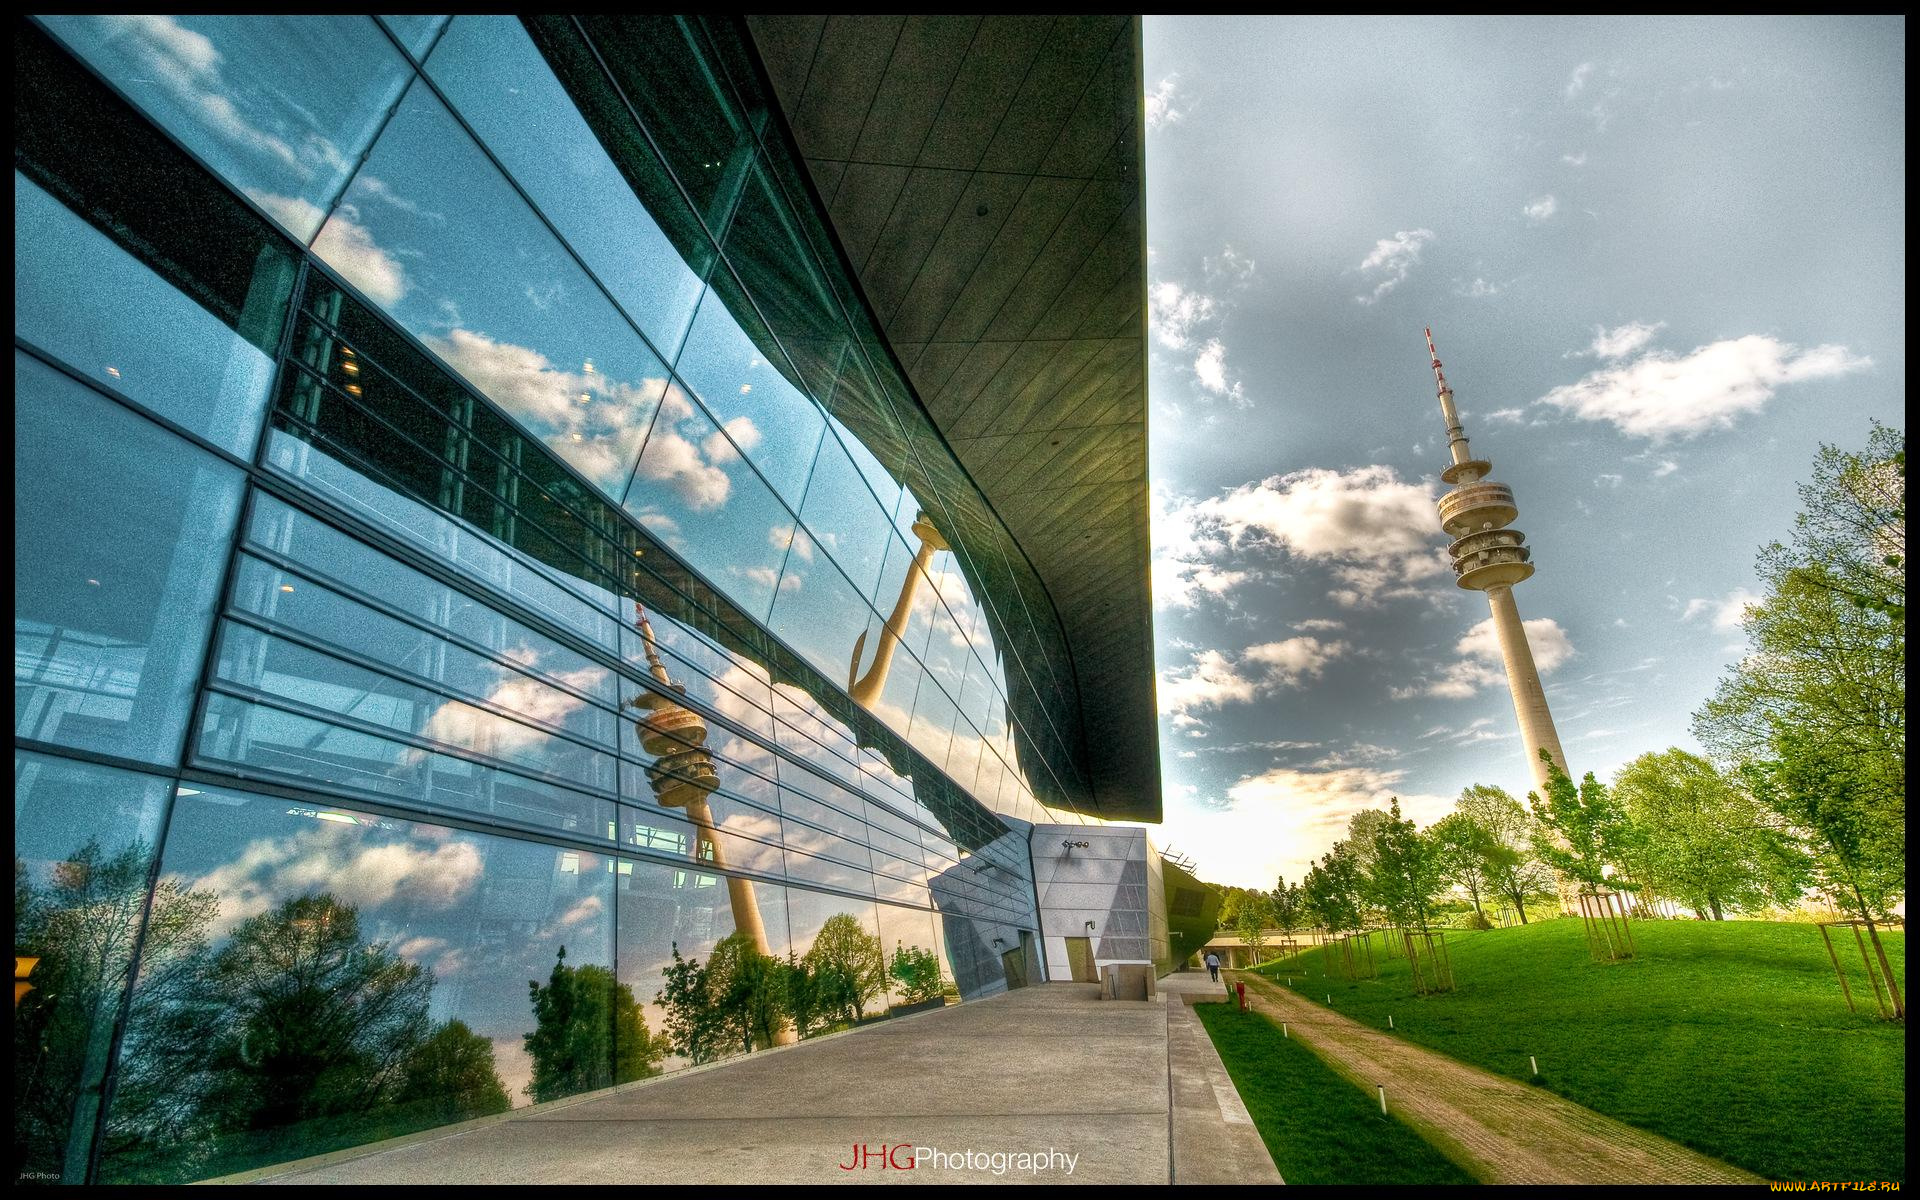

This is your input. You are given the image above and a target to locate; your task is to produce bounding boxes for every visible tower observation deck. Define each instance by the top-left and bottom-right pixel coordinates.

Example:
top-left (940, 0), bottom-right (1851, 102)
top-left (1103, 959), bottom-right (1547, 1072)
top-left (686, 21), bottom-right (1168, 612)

top-left (1425, 329), bottom-right (1568, 791)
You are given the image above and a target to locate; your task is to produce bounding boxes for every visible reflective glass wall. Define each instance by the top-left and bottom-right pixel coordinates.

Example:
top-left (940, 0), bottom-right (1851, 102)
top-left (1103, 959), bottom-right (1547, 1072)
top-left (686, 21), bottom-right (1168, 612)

top-left (11, 14), bottom-right (1099, 1184)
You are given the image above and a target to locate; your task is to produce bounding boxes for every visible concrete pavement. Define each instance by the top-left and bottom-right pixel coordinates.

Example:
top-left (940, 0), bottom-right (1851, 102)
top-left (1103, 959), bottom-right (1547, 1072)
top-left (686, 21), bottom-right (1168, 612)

top-left (224, 977), bottom-right (1279, 1186)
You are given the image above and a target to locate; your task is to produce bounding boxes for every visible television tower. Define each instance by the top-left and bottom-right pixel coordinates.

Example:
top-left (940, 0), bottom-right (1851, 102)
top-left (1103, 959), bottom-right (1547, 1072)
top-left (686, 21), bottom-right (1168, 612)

top-left (1424, 328), bottom-right (1568, 791)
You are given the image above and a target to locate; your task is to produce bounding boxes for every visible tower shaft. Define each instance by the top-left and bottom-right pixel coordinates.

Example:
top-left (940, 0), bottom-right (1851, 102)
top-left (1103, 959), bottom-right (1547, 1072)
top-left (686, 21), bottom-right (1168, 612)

top-left (1424, 328), bottom-right (1568, 792)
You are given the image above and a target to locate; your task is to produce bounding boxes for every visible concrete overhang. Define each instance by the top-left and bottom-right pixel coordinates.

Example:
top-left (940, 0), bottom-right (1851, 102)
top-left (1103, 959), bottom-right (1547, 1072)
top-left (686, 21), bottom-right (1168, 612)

top-left (747, 15), bottom-right (1159, 823)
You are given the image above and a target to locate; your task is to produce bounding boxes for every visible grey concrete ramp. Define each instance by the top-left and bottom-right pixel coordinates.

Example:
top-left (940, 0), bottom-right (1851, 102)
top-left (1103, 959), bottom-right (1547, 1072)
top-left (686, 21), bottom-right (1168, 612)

top-left (225, 980), bottom-right (1276, 1186)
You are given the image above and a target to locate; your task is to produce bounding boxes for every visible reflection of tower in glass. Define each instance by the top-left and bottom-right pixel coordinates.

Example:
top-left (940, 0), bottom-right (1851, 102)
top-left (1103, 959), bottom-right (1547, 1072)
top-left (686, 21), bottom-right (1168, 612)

top-left (848, 511), bottom-right (948, 708)
top-left (1423, 328), bottom-right (1569, 792)
top-left (630, 603), bottom-right (795, 1043)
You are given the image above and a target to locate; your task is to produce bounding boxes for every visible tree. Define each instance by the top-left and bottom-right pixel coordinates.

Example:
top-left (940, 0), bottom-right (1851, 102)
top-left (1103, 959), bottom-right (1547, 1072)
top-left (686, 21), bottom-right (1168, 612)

top-left (1695, 425), bottom-right (1904, 847)
top-left (1742, 731), bottom-right (1902, 926)
top-left (705, 932), bottom-right (787, 1055)
top-left (1528, 753), bottom-right (1633, 894)
top-left (1367, 799), bottom-right (1447, 934)
top-left (1234, 891), bottom-right (1273, 964)
top-left (1454, 784), bottom-right (1556, 924)
top-left (525, 944), bottom-right (664, 1103)
top-left (394, 1020), bottom-right (511, 1122)
top-left (657, 945), bottom-right (726, 1065)
top-left (1429, 812), bottom-right (1494, 926)
top-left (1301, 844), bottom-right (1364, 937)
top-left (802, 914), bottom-right (885, 1023)
top-left (197, 895), bottom-right (432, 1134)
top-left (1269, 876), bottom-right (1304, 943)
top-left (1612, 749), bottom-right (1807, 920)
top-left (887, 942), bottom-right (943, 1005)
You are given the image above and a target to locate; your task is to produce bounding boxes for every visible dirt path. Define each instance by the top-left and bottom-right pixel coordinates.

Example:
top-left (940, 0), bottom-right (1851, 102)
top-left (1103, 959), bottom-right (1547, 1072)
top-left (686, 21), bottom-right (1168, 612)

top-left (1228, 971), bottom-right (1762, 1185)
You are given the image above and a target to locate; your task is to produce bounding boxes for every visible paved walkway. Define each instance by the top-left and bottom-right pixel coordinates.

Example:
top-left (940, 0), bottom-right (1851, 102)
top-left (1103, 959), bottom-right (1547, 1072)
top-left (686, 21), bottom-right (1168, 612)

top-left (227, 980), bottom-right (1277, 1186)
top-left (1230, 971), bottom-right (1762, 1185)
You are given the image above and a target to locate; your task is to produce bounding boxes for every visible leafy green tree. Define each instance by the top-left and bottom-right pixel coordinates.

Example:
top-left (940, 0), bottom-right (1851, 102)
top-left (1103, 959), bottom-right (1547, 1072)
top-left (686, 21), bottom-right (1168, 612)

top-left (1234, 891), bottom-right (1273, 964)
top-left (1429, 811), bottom-right (1494, 926)
top-left (1454, 784), bottom-right (1556, 924)
top-left (1742, 731), bottom-right (1903, 926)
top-left (803, 914), bottom-right (885, 1023)
top-left (525, 944), bottom-right (664, 1102)
top-left (1612, 749), bottom-right (1807, 920)
top-left (780, 951), bottom-right (825, 1039)
top-left (656, 945), bottom-right (726, 1065)
top-left (1695, 425), bottom-right (1904, 847)
top-left (198, 895), bottom-right (432, 1134)
top-left (1302, 844), bottom-right (1364, 937)
top-left (1528, 753), bottom-right (1634, 894)
top-left (705, 932), bottom-right (787, 1054)
top-left (1367, 799), bottom-right (1447, 934)
top-left (394, 1020), bottom-right (510, 1122)
top-left (1269, 876), bottom-right (1304, 943)
top-left (887, 942), bottom-right (944, 1005)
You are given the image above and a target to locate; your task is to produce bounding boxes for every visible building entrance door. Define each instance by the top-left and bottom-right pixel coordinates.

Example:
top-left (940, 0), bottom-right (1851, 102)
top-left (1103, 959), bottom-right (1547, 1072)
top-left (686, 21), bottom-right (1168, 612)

top-left (1065, 936), bottom-right (1097, 982)
top-left (1001, 945), bottom-right (1028, 990)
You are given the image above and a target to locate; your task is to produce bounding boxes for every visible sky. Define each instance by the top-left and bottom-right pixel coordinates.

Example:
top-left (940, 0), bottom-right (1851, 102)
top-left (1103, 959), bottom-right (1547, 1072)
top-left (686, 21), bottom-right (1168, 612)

top-left (1138, 15), bottom-right (1905, 889)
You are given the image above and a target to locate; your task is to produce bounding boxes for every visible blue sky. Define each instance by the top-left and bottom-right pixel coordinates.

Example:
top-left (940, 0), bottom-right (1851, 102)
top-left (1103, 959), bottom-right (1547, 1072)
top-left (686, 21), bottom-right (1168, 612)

top-left (1139, 15), bottom-right (1905, 888)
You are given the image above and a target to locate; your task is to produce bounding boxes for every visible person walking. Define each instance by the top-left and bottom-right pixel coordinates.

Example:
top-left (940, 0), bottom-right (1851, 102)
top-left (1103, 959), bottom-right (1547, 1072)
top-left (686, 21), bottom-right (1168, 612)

top-left (1204, 951), bottom-right (1221, 983)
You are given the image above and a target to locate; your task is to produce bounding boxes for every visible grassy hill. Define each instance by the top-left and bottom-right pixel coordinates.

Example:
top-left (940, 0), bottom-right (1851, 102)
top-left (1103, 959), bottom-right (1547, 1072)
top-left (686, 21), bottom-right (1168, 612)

top-left (1251, 919), bottom-right (1905, 1182)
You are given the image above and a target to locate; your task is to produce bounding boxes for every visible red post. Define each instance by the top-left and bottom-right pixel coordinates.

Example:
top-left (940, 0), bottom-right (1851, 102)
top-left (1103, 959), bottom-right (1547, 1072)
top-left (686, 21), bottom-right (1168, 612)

top-left (1236, 982), bottom-right (1247, 1011)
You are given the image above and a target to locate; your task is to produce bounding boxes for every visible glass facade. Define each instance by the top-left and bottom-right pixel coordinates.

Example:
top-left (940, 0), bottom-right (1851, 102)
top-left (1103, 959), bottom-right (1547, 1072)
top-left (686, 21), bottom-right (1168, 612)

top-left (14, 15), bottom-right (1101, 1185)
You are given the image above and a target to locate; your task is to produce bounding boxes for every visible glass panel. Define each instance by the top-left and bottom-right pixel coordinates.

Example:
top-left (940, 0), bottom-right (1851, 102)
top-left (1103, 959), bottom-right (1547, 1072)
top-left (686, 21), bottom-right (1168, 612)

top-left (378, 14), bottom-right (448, 59)
top-left (212, 622), bottom-right (615, 794)
top-left (918, 594), bottom-right (970, 706)
top-left (797, 430), bottom-right (892, 602)
top-left (570, 16), bottom-right (757, 233)
top-left (230, 559), bottom-right (620, 748)
top-left (14, 354), bottom-right (245, 766)
top-left (786, 892), bottom-right (887, 1026)
top-left (621, 384), bottom-right (795, 624)
top-left (616, 856), bottom-right (790, 1069)
top-left (671, 283), bottom-right (826, 506)
top-left (14, 752), bottom-right (172, 1184)
top-left (876, 904), bottom-right (948, 1011)
top-left (765, 544), bottom-right (874, 691)
top-left (314, 86), bottom-right (671, 500)
top-left (619, 615), bottom-right (773, 741)
top-left (41, 15), bottom-right (412, 243)
top-left (426, 16), bottom-right (709, 361)
top-left (15, 173), bottom-right (283, 458)
top-left (906, 675), bottom-right (958, 776)
top-left (722, 157), bottom-right (850, 407)
top-left (99, 787), bottom-right (616, 1183)
top-left (194, 692), bottom-right (610, 839)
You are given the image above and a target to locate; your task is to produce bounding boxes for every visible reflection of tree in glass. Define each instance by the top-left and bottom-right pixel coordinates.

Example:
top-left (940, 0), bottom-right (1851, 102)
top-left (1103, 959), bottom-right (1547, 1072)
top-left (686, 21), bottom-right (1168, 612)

top-left (394, 1020), bottom-right (510, 1123)
top-left (15, 839), bottom-right (215, 1184)
top-left (705, 932), bottom-right (786, 1054)
top-left (657, 944), bottom-right (726, 1065)
top-left (524, 945), bottom-right (666, 1103)
top-left (887, 942), bottom-right (943, 1005)
top-left (102, 892), bottom-right (510, 1184)
top-left (803, 914), bottom-right (885, 1024)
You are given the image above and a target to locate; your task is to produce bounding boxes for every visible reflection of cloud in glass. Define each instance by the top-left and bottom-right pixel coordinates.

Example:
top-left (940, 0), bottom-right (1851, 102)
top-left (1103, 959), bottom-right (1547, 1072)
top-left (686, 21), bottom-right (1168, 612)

top-left (414, 663), bottom-right (604, 758)
top-left (98, 15), bottom-right (324, 179)
top-left (394, 934), bottom-right (467, 979)
top-left (301, 201), bottom-right (413, 307)
top-left (633, 389), bottom-right (758, 510)
top-left (189, 827), bottom-right (484, 935)
top-left (557, 894), bottom-right (603, 929)
top-left (422, 328), bottom-right (667, 491)
top-left (738, 565), bottom-right (800, 592)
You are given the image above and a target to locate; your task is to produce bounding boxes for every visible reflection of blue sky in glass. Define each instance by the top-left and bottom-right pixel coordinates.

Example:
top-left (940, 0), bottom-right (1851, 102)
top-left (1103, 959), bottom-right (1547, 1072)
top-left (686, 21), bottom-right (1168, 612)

top-left (377, 14), bottom-right (448, 60)
top-left (314, 87), bottom-right (671, 498)
top-left (425, 16), bottom-right (708, 360)
top-left (674, 287), bottom-right (826, 507)
top-left (43, 15), bottom-right (410, 243)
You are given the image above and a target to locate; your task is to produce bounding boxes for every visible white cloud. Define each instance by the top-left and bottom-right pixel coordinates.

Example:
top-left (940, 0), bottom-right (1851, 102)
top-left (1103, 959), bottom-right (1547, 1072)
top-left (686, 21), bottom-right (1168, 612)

top-left (1292, 618), bottom-right (1345, 632)
top-left (1159, 637), bottom-right (1348, 718)
top-left (1192, 338), bottom-right (1246, 406)
top-left (1148, 765), bottom-right (1450, 888)
top-left (1483, 407), bottom-right (1527, 423)
top-left (1652, 458), bottom-right (1680, 477)
top-left (1148, 280), bottom-right (1217, 351)
top-left (1595, 473), bottom-right (1623, 488)
top-left (189, 826), bottom-right (486, 938)
top-left (1582, 320), bottom-right (1665, 360)
top-left (1682, 587), bottom-right (1761, 631)
top-left (1562, 151), bottom-right (1588, 167)
top-left (1522, 195), bottom-right (1558, 223)
top-left (307, 204), bottom-right (411, 308)
top-left (1204, 245), bottom-right (1256, 285)
top-left (1566, 62), bottom-right (1595, 98)
top-left (1354, 228), bottom-right (1435, 305)
top-left (1145, 74), bottom-right (1183, 131)
top-left (1404, 616), bottom-right (1575, 700)
top-left (1455, 277), bottom-right (1504, 298)
top-left (1540, 334), bottom-right (1871, 440)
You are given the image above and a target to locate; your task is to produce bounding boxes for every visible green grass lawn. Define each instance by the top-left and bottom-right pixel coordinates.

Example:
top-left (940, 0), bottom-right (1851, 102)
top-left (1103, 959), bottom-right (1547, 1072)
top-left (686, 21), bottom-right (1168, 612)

top-left (1196, 1000), bottom-right (1476, 1185)
top-left (1251, 919), bottom-right (1905, 1182)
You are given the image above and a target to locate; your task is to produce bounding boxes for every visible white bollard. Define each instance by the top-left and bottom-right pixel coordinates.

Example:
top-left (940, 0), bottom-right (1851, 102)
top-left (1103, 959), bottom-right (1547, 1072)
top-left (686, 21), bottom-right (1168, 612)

top-left (1530, 1055), bottom-right (1539, 1076)
top-left (1388, 1015), bottom-right (1395, 1029)
top-left (1378, 1085), bottom-right (1387, 1114)
top-left (1326, 994), bottom-right (1332, 1004)
top-left (1282, 1022), bottom-right (1289, 1038)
